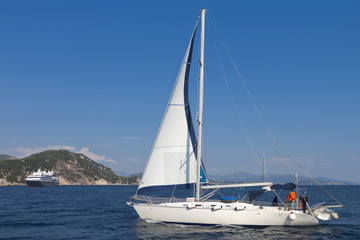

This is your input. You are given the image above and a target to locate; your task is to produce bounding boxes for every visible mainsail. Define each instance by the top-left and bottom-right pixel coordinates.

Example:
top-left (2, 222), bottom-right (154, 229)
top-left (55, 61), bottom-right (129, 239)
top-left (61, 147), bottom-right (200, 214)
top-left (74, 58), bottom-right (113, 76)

top-left (137, 21), bottom-right (208, 194)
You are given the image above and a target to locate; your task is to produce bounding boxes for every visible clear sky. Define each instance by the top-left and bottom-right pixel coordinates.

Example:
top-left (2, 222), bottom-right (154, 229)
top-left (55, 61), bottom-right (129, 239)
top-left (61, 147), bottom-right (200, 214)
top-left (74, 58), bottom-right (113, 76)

top-left (1, 1), bottom-right (359, 182)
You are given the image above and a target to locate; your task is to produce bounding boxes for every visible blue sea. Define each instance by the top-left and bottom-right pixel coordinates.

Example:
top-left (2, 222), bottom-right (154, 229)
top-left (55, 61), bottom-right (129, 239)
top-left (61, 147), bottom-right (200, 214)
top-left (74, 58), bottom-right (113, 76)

top-left (0, 185), bottom-right (359, 239)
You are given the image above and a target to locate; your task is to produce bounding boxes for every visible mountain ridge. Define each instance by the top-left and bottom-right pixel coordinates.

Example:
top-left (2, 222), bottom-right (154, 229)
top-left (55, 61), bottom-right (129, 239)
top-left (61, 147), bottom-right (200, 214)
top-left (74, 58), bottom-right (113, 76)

top-left (0, 154), bottom-right (18, 161)
top-left (122, 171), bottom-right (355, 185)
top-left (208, 171), bottom-right (355, 185)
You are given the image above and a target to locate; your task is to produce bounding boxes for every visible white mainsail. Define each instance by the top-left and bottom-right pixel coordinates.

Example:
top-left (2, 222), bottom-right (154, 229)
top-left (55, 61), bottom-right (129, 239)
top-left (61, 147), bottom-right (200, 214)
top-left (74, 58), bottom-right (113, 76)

top-left (137, 22), bottom-right (207, 194)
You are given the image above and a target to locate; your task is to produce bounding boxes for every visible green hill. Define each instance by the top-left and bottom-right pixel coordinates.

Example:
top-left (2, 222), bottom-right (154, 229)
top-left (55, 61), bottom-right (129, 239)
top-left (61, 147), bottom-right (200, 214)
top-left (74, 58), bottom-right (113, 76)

top-left (0, 150), bottom-right (139, 186)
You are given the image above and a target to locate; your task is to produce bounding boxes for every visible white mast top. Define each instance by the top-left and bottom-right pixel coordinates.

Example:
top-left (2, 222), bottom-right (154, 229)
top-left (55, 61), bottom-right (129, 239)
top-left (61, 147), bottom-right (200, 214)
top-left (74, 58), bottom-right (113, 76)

top-left (196, 9), bottom-right (206, 201)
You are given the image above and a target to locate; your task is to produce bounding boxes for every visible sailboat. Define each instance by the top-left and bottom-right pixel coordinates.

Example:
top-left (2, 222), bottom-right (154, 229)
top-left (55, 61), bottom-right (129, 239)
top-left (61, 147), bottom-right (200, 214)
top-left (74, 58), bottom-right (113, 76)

top-left (127, 9), bottom-right (341, 226)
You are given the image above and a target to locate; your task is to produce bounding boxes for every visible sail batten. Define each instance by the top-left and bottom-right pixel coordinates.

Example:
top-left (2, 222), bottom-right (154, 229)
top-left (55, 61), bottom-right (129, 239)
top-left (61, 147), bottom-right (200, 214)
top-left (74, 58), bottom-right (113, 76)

top-left (137, 20), bottom-right (207, 193)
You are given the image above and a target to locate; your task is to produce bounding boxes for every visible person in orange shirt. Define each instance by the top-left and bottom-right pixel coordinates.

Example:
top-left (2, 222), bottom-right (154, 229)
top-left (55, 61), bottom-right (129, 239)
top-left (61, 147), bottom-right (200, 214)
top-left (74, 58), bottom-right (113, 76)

top-left (286, 191), bottom-right (296, 209)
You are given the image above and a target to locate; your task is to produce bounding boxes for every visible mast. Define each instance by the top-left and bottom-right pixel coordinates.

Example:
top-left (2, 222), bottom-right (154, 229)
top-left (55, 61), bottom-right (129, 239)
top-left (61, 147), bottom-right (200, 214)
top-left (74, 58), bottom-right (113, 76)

top-left (295, 172), bottom-right (299, 204)
top-left (196, 9), bottom-right (206, 201)
top-left (263, 152), bottom-right (266, 182)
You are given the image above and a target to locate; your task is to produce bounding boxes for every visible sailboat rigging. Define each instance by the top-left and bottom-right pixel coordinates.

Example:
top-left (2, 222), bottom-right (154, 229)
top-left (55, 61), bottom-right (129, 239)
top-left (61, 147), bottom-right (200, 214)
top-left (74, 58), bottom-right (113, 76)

top-left (127, 9), bottom-right (341, 226)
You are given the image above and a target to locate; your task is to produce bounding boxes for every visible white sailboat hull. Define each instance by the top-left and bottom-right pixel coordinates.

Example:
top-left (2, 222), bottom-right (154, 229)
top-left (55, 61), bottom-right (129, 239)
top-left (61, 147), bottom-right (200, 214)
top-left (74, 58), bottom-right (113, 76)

top-left (132, 201), bottom-right (319, 226)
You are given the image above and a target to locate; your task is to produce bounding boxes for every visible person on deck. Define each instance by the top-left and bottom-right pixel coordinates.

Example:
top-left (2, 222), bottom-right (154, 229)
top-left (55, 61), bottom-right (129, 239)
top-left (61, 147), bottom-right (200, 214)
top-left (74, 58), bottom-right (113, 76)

top-left (300, 195), bottom-right (309, 213)
top-left (286, 191), bottom-right (296, 209)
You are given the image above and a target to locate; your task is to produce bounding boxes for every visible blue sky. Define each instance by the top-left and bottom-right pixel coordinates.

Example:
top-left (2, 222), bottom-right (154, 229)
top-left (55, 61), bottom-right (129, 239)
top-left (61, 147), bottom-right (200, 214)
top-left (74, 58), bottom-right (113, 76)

top-left (1, 1), bottom-right (359, 182)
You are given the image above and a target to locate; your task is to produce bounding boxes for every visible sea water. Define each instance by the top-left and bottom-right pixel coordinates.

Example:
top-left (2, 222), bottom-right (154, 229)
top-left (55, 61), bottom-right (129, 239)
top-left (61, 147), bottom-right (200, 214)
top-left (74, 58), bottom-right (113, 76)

top-left (0, 185), bottom-right (359, 239)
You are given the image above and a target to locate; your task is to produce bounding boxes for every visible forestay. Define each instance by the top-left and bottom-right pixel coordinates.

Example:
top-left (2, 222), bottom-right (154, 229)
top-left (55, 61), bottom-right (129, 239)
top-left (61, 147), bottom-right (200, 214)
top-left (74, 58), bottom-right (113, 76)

top-left (137, 21), bottom-right (208, 194)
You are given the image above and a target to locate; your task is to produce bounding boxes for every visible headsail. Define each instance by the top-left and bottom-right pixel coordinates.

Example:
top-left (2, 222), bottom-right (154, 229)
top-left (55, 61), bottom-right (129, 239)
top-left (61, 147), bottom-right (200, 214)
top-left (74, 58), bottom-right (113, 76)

top-left (137, 20), bottom-right (208, 194)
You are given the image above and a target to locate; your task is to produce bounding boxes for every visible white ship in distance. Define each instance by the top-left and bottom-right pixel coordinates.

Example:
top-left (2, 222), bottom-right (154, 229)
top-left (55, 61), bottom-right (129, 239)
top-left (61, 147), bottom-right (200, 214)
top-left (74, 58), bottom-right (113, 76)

top-left (25, 169), bottom-right (60, 187)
